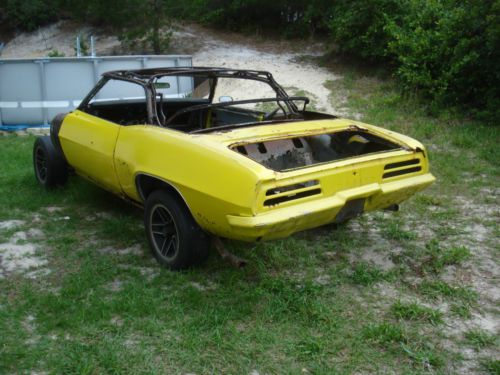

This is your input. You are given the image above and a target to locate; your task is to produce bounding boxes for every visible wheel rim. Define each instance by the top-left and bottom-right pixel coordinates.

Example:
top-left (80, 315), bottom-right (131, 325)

top-left (35, 146), bottom-right (48, 183)
top-left (149, 204), bottom-right (179, 260)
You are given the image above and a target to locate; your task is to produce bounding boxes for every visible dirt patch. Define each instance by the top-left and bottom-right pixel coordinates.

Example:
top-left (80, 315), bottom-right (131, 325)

top-left (110, 315), bottom-right (124, 327)
top-left (117, 264), bottom-right (159, 281)
top-left (313, 274), bottom-right (331, 286)
top-left (189, 281), bottom-right (217, 292)
top-left (44, 206), bottom-right (64, 213)
top-left (98, 244), bottom-right (143, 257)
top-left (0, 220), bottom-right (26, 230)
top-left (0, 221), bottom-right (49, 279)
top-left (105, 278), bottom-right (125, 292)
top-left (0, 241), bottom-right (48, 279)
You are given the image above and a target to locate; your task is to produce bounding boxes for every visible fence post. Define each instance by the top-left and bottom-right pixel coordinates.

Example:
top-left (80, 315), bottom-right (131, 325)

top-left (37, 60), bottom-right (49, 125)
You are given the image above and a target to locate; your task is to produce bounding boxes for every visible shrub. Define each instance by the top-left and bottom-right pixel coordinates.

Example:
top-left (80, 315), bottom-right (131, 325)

top-left (4, 0), bottom-right (58, 31)
top-left (328, 0), bottom-right (404, 61)
top-left (385, 0), bottom-right (500, 122)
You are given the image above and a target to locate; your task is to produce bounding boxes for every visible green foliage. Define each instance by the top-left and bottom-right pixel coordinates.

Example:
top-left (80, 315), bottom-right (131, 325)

top-left (385, 0), bottom-right (500, 122)
top-left (4, 0), bottom-right (57, 31)
top-left (73, 32), bottom-right (89, 56)
top-left (328, 0), bottom-right (404, 61)
top-left (417, 240), bottom-right (471, 274)
top-left (382, 221), bottom-right (417, 241)
top-left (166, 0), bottom-right (332, 38)
top-left (391, 301), bottom-right (443, 325)
top-left (349, 262), bottom-right (391, 286)
top-left (47, 50), bottom-right (65, 57)
top-left (464, 329), bottom-right (497, 350)
top-left (326, 0), bottom-right (500, 119)
top-left (362, 322), bottom-right (407, 344)
top-left (482, 359), bottom-right (500, 375)
top-left (418, 280), bottom-right (478, 303)
top-left (400, 342), bottom-right (445, 369)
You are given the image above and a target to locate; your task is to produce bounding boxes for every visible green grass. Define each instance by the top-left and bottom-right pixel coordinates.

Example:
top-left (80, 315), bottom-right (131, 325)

top-left (464, 329), bottom-right (497, 351)
top-left (0, 58), bottom-right (498, 373)
top-left (348, 262), bottom-right (393, 286)
top-left (482, 359), bottom-right (500, 375)
top-left (418, 280), bottom-right (478, 303)
top-left (362, 322), bottom-right (407, 345)
top-left (391, 301), bottom-right (443, 325)
top-left (381, 221), bottom-right (417, 241)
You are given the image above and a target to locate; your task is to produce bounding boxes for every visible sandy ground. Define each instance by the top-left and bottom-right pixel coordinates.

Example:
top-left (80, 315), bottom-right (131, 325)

top-left (0, 220), bottom-right (48, 279)
top-left (170, 25), bottom-right (341, 113)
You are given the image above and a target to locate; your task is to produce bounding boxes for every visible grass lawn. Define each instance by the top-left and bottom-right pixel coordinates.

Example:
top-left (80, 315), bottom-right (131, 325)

top-left (0, 67), bottom-right (498, 374)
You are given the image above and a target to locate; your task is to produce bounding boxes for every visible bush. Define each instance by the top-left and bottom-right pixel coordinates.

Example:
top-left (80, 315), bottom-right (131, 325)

top-left (330, 0), bottom-right (499, 122)
top-left (167, 0), bottom-right (331, 37)
top-left (4, 0), bottom-right (58, 31)
top-left (385, 0), bottom-right (500, 122)
top-left (328, 0), bottom-right (404, 61)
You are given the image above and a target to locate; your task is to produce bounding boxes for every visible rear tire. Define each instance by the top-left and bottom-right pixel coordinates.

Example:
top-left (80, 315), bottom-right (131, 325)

top-left (33, 136), bottom-right (68, 189)
top-left (144, 190), bottom-right (210, 270)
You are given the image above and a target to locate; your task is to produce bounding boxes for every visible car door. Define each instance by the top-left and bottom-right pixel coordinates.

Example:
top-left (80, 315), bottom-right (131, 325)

top-left (59, 78), bottom-right (148, 194)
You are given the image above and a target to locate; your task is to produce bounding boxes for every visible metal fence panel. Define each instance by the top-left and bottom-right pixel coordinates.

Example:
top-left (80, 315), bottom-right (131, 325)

top-left (0, 55), bottom-right (192, 126)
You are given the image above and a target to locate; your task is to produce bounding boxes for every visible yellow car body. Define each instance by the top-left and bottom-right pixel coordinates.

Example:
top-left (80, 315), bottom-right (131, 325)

top-left (59, 109), bottom-right (435, 242)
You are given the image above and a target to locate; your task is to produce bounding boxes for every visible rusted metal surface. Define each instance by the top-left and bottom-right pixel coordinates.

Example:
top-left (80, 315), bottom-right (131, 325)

top-left (232, 131), bottom-right (401, 172)
top-left (212, 237), bottom-right (247, 268)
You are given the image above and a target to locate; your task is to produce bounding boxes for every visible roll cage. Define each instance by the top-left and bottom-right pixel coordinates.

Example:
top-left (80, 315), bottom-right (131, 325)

top-left (78, 67), bottom-right (310, 131)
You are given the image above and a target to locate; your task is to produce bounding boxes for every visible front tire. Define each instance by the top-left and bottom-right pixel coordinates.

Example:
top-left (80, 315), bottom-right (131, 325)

top-left (33, 136), bottom-right (68, 189)
top-left (144, 190), bottom-right (210, 270)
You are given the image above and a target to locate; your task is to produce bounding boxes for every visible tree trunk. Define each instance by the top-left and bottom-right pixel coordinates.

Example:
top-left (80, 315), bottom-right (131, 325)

top-left (152, 0), bottom-right (161, 54)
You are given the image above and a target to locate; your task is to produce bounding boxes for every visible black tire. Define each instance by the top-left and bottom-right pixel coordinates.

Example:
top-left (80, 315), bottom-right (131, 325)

top-left (144, 190), bottom-right (210, 270)
top-left (33, 136), bottom-right (68, 189)
top-left (50, 113), bottom-right (66, 157)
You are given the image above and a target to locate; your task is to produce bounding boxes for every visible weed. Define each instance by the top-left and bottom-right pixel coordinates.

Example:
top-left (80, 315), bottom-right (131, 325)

top-left (290, 338), bottom-right (323, 359)
top-left (464, 329), bottom-right (497, 350)
top-left (422, 240), bottom-right (471, 274)
top-left (414, 194), bottom-right (443, 207)
top-left (482, 359), bottom-right (500, 375)
top-left (419, 280), bottom-right (477, 302)
top-left (400, 342), bottom-right (445, 370)
top-left (362, 322), bottom-right (407, 345)
top-left (349, 262), bottom-right (391, 286)
top-left (47, 49), bottom-right (65, 57)
top-left (450, 303), bottom-right (473, 319)
top-left (382, 221), bottom-right (417, 241)
top-left (391, 301), bottom-right (443, 325)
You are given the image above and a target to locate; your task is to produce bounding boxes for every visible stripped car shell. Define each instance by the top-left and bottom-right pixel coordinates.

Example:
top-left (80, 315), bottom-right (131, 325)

top-left (34, 67), bottom-right (435, 269)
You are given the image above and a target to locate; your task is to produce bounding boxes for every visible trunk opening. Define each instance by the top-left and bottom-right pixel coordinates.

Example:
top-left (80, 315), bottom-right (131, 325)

top-left (231, 129), bottom-right (401, 172)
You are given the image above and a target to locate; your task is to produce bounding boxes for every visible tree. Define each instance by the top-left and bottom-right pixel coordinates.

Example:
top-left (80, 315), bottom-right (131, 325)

top-left (119, 0), bottom-right (172, 54)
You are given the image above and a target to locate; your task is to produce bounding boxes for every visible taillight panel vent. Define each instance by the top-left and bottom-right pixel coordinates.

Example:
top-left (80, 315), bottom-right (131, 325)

top-left (383, 159), bottom-right (421, 179)
top-left (264, 180), bottom-right (321, 206)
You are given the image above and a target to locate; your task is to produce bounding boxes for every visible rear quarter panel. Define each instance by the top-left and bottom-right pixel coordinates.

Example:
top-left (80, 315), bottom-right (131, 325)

top-left (114, 125), bottom-right (272, 237)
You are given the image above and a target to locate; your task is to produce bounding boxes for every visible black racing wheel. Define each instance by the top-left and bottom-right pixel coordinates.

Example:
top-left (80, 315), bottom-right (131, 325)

top-left (33, 136), bottom-right (68, 189)
top-left (144, 190), bottom-right (210, 270)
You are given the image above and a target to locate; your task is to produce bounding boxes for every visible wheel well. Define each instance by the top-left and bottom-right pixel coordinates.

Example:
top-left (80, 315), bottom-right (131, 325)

top-left (136, 174), bottom-right (187, 207)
